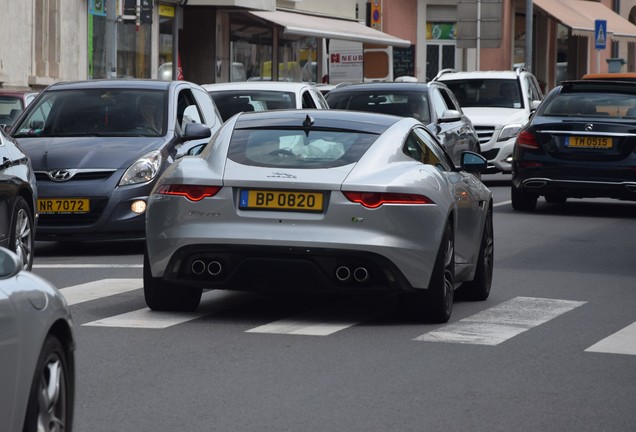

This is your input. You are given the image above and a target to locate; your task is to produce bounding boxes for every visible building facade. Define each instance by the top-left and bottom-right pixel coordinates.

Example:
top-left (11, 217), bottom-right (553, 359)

top-left (1, 0), bottom-right (636, 92)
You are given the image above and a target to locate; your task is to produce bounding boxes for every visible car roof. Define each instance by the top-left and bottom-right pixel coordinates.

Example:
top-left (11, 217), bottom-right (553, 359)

top-left (556, 79), bottom-right (636, 94)
top-left (325, 81), bottom-right (442, 93)
top-left (435, 70), bottom-right (520, 81)
top-left (202, 82), bottom-right (317, 92)
top-left (42, 79), bottom-right (173, 91)
top-left (0, 89), bottom-right (38, 97)
top-left (232, 108), bottom-right (410, 134)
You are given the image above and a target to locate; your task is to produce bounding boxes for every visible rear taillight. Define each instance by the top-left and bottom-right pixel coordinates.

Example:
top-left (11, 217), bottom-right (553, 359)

top-left (156, 184), bottom-right (221, 202)
top-left (517, 130), bottom-right (540, 150)
top-left (342, 191), bottom-right (434, 208)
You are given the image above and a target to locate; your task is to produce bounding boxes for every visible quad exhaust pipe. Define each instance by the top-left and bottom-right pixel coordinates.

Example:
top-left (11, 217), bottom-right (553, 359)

top-left (191, 259), bottom-right (223, 277)
top-left (335, 265), bottom-right (369, 283)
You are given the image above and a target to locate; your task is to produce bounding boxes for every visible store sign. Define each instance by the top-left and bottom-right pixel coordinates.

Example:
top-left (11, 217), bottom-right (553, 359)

top-left (329, 44), bottom-right (363, 84)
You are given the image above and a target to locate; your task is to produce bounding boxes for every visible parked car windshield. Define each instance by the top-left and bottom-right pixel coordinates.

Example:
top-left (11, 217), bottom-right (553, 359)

top-left (227, 128), bottom-right (378, 168)
top-left (209, 90), bottom-right (296, 121)
top-left (540, 92), bottom-right (636, 118)
top-left (12, 89), bottom-right (167, 138)
top-left (442, 79), bottom-right (522, 109)
top-left (326, 91), bottom-right (431, 123)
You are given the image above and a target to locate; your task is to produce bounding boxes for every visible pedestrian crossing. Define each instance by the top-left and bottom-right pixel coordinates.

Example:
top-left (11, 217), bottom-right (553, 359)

top-left (59, 278), bottom-right (636, 355)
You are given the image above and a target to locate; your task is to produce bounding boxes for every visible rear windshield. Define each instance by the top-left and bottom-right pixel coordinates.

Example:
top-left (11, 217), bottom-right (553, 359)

top-left (442, 79), bottom-right (522, 108)
top-left (227, 128), bottom-right (378, 168)
top-left (12, 89), bottom-right (167, 138)
top-left (326, 91), bottom-right (431, 123)
top-left (210, 91), bottom-right (296, 121)
top-left (540, 92), bottom-right (636, 118)
top-left (0, 96), bottom-right (24, 128)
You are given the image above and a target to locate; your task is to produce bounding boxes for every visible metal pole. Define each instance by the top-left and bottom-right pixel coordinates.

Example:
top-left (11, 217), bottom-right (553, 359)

top-left (477, 0), bottom-right (481, 70)
top-left (525, 0), bottom-right (533, 72)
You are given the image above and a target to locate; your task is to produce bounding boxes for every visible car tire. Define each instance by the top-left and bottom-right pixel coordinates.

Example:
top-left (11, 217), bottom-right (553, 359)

top-left (545, 193), bottom-right (567, 204)
top-left (461, 204), bottom-right (493, 301)
top-left (511, 183), bottom-right (538, 211)
top-left (23, 334), bottom-right (72, 432)
top-left (143, 249), bottom-right (202, 311)
top-left (9, 196), bottom-right (34, 270)
top-left (423, 221), bottom-right (455, 323)
top-left (401, 221), bottom-right (455, 323)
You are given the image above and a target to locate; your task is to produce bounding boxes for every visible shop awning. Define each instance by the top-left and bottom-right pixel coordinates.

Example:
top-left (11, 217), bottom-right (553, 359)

top-left (248, 10), bottom-right (412, 47)
top-left (533, 0), bottom-right (636, 42)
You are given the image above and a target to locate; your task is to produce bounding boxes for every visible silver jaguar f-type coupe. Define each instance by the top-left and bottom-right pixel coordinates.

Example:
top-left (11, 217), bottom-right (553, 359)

top-left (144, 109), bottom-right (494, 323)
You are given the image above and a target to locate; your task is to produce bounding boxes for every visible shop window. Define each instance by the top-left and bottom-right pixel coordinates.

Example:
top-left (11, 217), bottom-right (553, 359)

top-left (230, 20), bottom-right (273, 81)
top-left (279, 37), bottom-right (319, 82)
top-left (158, 3), bottom-right (176, 80)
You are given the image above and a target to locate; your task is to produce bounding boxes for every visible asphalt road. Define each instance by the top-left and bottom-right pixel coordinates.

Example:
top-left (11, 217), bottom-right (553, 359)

top-left (32, 174), bottom-right (636, 432)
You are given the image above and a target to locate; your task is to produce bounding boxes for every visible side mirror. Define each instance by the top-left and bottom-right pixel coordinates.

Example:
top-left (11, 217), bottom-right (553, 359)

top-left (0, 247), bottom-right (22, 279)
top-left (181, 123), bottom-right (212, 142)
top-left (460, 151), bottom-right (488, 173)
top-left (439, 109), bottom-right (462, 123)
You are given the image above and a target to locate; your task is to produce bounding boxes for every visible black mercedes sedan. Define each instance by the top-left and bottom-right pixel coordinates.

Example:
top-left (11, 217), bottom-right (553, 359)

top-left (10, 79), bottom-right (223, 241)
top-left (512, 80), bottom-right (636, 211)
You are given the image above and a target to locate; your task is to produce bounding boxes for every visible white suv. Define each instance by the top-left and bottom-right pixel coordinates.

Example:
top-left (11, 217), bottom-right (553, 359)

top-left (434, 68), bottom-right (543, 173)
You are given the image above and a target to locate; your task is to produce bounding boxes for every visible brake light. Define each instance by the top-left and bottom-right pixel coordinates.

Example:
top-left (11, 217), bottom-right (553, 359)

top-left (342, 191), bottom-right (434, 208)
top-left (517, 130), bottom-right (540, 149)
top-left (156, 184), bottom-right (221, 202)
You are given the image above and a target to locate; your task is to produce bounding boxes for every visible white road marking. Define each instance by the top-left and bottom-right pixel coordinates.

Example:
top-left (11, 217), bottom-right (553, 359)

top-left (415, 296), bottom-right (586, 345)
top-left (585, 322), bottom-right (636, 356)
top-left (61, 278), bottom-right (142, 305)
top-left (246, 297), bottom-right (387, 336)
top-left (34, 264), bottom-right (142, 268)
top-left (83, 291), bottom-right (222, 329)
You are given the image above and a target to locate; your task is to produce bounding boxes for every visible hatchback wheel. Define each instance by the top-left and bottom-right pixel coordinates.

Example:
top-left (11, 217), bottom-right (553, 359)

top-left (143, 249), bottom-right (202, 311)
top-left (462, 205), bottom-right (493, 300)
top-left (511, 183), bottom-right (538, 211)
top-left (10, 197), bottom-right (34, 270)
top-left (23, 335), bottom-right (71, 432)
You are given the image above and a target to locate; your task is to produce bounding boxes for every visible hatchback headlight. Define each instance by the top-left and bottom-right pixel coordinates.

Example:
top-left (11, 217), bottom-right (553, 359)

top-left (498, 124), bottom-right (522, 142)
top-left (119, 150), bottom-right (162, 186)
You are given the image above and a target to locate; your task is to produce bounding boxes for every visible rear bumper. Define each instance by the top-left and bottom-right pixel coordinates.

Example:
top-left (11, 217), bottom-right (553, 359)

top-left (515, 176), bottom-right (636, 200)
top-left (158, 244), bottom-right (417, 293)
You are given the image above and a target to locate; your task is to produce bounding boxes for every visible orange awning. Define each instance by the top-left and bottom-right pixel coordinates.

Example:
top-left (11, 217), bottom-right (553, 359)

top-left (534, 0), bottom-right (636, 42)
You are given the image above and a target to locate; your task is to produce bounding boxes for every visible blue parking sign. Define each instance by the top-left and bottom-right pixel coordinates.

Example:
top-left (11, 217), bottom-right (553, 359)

top-left (595, 20), bottom-right (607, 50)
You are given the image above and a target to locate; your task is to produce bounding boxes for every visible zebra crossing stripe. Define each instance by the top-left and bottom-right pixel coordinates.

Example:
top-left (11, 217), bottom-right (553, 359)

top-left (415, 296), bottom-right (586, 345)
top-left (82, 291), bottom-right (224, 328)
top-left (585, 322), bottom-right (636, 356)
top-left (61, 279), bottom-right (142, 305)
top-left (246, 297), bottom-right (387, 336)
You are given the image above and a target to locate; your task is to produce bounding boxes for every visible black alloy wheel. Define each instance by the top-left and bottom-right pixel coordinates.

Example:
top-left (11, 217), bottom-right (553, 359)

top-left (424, 221), bottom-right (455, 323)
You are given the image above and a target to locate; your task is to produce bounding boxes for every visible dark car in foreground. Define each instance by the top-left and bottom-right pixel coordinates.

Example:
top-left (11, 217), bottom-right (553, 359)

top-left (144, 109), bottom-right (493, 323)
top-left (10, 79), bottom-right (222, 241)
top-left (0, 247), bottom-right (75, 432)
top-left (0, 128), bottom-right (37, 270)
top-left (512, 80), bottom-right (636, 210)
top-left (325, 81), bottom-right (480, 165)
